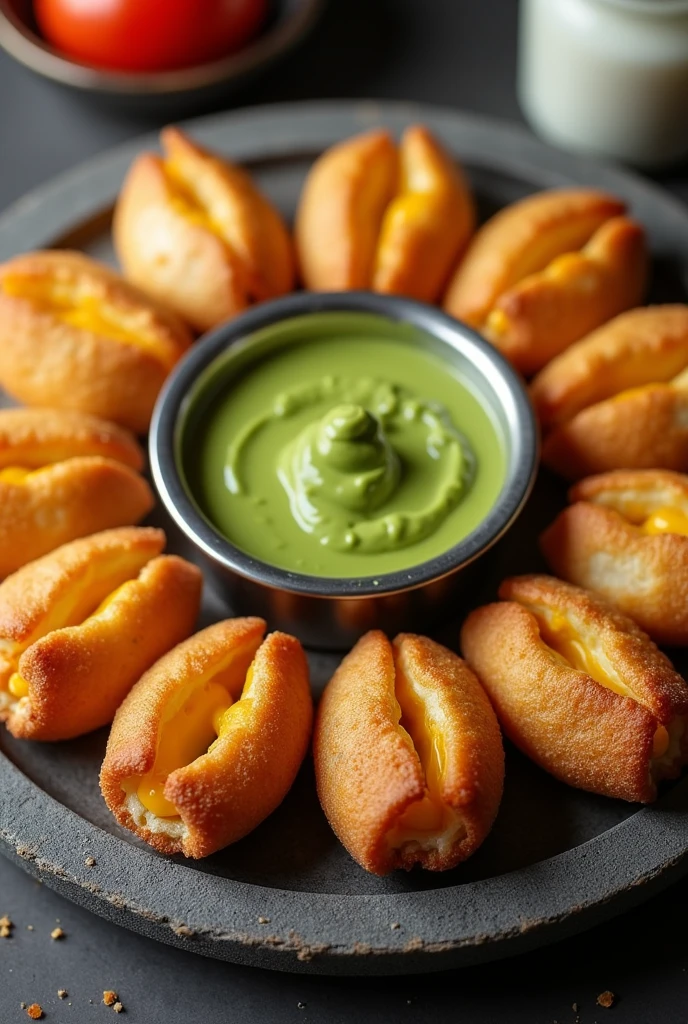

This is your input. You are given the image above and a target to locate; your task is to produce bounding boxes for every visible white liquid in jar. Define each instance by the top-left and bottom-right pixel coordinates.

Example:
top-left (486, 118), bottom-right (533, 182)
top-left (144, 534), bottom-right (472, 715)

top-left (519, 0), bottom-right (688, 168)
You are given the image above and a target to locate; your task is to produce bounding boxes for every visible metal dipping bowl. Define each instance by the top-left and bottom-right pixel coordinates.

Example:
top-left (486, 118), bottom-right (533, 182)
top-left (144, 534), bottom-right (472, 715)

top-left (150, 292), bottom-right (538, 649)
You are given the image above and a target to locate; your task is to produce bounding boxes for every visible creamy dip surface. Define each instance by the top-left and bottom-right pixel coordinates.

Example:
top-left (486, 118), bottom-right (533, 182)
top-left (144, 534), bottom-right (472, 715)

top-left (185, 314), bottom-right (507, 578)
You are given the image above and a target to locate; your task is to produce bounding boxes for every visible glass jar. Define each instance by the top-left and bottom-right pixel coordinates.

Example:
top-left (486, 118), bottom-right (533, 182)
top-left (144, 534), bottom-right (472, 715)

top-left (519, 0), bottom-right (688, 168)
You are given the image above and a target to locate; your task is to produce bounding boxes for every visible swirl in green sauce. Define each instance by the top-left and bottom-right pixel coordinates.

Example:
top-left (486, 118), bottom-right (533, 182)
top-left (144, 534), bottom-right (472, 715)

top-left (186, 316), bottom-right (506, 578)
top-left (226, 376), bottom-right (475, 554)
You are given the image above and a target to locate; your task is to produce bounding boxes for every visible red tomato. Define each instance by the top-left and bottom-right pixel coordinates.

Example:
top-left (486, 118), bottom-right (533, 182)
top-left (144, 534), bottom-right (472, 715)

top-left (34, 0), bottom-right (268, 73)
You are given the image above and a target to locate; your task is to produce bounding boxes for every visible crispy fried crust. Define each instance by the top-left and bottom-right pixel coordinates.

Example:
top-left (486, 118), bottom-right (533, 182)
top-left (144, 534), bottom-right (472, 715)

top-left (443, 188), bottom-right (627, 327)
top-left (391, 633), bottom-right (504, 870)
top-left (295, 126), bottom-right (474, 301)
top-left (541, 384), bottom-right (688, 479)
top-left (296, 129), bottom-right (398, 291)
top-left (530, 306), bottom-right (688, 429)
top-left (0, 527), bottom-right (165, 652)
top-left (313, 630), bottom-right (504, 875)
top-left (6, 553), bottom-right (201, 741)
top-left (461, 575), bottom-right (688, 802)
top-left (101, 621), bottom-right (312, 858)
top-left (371, 125), bottom-right (475, 301)
top-left (113, 127), bottom-right (295, 333)
top-left (481, 217), bottom-right (647, 375)
top-left (0, 457), bottom-right (154, 577)
top-left (541, 471), bottom-right (688, 644)
top-left (0, 408), bottom-right (144, 471)
top-left (0, 251), bottom-right (192, 433)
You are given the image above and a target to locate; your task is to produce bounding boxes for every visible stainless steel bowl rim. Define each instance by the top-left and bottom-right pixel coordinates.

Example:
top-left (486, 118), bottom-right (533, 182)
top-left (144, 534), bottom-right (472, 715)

top-left (150, 291), bottom-right (539, 599)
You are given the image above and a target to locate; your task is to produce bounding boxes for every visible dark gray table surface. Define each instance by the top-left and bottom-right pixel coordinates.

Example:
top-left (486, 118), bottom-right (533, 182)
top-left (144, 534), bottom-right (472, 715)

top-left (2, 0), bottom-right (688, 1020)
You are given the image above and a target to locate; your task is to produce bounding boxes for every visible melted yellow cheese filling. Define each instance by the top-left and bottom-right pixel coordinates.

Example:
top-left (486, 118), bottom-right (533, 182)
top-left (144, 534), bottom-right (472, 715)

top-left (390, 664), bottom-right (448, 839)
top-left (533, 609), bottom-right (631, 697)
top-left (530, 605), bottom-right (670, 759)
top-left (164, 159), bottom-right (227, 240)
top-left (0, 576), bottom-right (145, 699)
top-left (137, 679), bottom-right (234, 817)
top-left (8, 672), bottom-right (28, 698)
top-left (1, 273), bottom-right (163, 352)
top-left (641, 506), bottom-right (688, 537)
top-left (0, 467), bottom-right (31, 484)
top-left (135, 662), bottom-right (257, 820)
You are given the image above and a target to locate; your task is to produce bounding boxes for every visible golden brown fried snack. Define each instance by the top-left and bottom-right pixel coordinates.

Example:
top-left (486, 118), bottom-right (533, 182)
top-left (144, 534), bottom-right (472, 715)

top-left (443, 189), bottom-right (647, 375)
top-left (461, 575), bottom-right (688, 802)
top-left (313, 631), bottom-right (504, 876)
top-left (0, 251), bottom-right (192, 433)
top-left (530, 306), bottom-right (688, 478)
top-left (0, 408), bottom-right (153, 577)
top-left (101, 619), bottom-right (312, 859)
top-left (295, 126), bottom-right (475, 302)
top-left (0, 528), bottom-right (202, 741)
top-left (0, 407), bottom-right (143, 471)
top-left (113, 126), bottom-right (295, 333)
top-left (541, 470), bottom-right (688, 645)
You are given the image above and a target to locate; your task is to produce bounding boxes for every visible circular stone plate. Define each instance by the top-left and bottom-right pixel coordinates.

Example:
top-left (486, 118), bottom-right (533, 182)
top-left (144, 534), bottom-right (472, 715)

top-left (1, 101), bottom-right (688, 976)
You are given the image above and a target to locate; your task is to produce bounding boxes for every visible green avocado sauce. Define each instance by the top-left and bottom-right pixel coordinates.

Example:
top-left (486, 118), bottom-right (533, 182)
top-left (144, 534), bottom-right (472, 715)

top-left (183, 313), bottom-right (507, 578)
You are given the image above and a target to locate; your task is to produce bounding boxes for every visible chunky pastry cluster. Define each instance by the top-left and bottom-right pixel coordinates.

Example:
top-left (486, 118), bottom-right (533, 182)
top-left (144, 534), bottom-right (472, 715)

top-left (531, 306), bottom-right (688, 479)
top-left (1, 122), bottom-right (688, 878)
top-left (101, 618), bottom-right (312, 858)
top-left (461, 575), bottom-right (688, 803)
top-left (443, 188), bottom-right (647, 375)
top-left (314, 631), bottom-right (504, 875)
top-left (295, 126), bottom-right (475, 303)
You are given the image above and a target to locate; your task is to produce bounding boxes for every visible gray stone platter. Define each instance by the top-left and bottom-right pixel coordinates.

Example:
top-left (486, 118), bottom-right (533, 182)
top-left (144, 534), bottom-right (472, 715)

top-left (1, 100), bottom-right (688, 976)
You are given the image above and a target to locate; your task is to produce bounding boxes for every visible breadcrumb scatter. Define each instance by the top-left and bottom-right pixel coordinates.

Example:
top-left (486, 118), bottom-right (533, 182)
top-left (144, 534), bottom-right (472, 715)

top-left (57, 990), bottom-right (68, 1000)
top-left (26, 1005), bottom-right (43, 1020)
top-left (85, 856), bottom-right (96, 868)
top-left (0, 915), bottom-right (13, 938)
top-left (50, 927), bottom-right (65, 940)
top-left (597, 991), bottom-right (615, 1008)
top-left (103, 991), bottom-right (118, 1007)
top-left (257, 916), bottom-right (270, 924)
top-left (113, 1003), bottom-right (124, 1014)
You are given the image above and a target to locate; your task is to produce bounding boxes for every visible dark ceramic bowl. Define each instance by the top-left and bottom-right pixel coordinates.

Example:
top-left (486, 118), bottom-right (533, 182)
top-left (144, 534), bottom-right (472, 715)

top-left (0, 0), bottom-right (323, 112)
top-left (150, 292), bottom-right (538, 648)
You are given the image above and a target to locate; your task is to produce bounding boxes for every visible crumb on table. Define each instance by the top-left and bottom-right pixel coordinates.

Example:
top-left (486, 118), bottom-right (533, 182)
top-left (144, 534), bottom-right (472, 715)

top-left (114, 1003), bottom-right (124, 1014)
top-left (597, 991), bottom-right (615, 1008)
top-left (103, 991), bottom-right (118, 1007)
top-left (58, 989), bottom-right (68, 999)
top-left (26, 1005), bottom-right (43, 1020)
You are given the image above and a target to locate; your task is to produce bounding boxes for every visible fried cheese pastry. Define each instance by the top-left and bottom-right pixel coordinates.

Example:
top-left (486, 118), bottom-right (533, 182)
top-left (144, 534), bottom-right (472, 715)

top-left (0, 250), bottom-right (192, 433)
top-left (113, 127), bottom-right (295, 333)
top-left (541, 470), bottom-right (688, 645)
top-left (443, 189), bottom-right (647, 375)
top-left (100, 619), bottom-right (312, 858)
top-left (0, 408), bottom-right (153, 576)
top-left (461, 575), bottom-right (688, 802)
top-left (530, 306), bottom-right (688, 478)
top-left (0, 528), bottom-right (201, 741)
top-left (295, 126), bottom-right (475, 302)
top-left (313, 631), bottom-right (504, 876)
